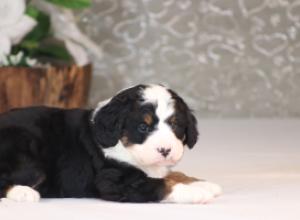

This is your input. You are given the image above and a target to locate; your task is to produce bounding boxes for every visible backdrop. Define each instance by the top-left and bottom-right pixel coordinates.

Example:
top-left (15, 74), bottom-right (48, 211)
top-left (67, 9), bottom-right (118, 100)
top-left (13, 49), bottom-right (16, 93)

top-left (77, 0), bottom-right (300, 117)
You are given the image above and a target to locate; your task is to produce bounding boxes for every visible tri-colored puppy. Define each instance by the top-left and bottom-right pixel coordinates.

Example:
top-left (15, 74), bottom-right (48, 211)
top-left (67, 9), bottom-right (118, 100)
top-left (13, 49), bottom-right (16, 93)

top-left (0, 84), bottom-right (221, 203)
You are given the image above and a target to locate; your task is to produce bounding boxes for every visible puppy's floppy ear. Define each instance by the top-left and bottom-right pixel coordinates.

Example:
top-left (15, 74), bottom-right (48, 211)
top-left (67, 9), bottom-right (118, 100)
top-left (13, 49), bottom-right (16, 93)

top-left (92, 95), bottom-right (129, 148)
top-left (184, 109), bottom-right (198, 149)
top-left (168, 89), bottom-right (199, 149)
top-left (91, 85), bottom-right (144, 148)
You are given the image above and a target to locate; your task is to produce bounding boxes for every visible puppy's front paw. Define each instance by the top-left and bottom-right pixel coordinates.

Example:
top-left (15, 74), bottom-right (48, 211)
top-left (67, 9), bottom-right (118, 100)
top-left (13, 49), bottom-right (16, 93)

top-left (6, 185), bottom-right (40, 202)
top-left (190, 181), bottom-right (222, 197)
top-left (164, 181), bottom-right (222, 204)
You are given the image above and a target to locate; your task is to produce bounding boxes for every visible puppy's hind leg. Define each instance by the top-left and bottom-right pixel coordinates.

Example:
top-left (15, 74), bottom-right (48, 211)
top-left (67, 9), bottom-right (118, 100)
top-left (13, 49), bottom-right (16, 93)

top-left (0, 166), bottom-right (45, 202)
top-left (5, 185), bottom-right (41, 202)
top-left (0, 127), bottom-right (46, 202)
top-left (4, 167), bottom-right (46, 202)
top-left (0, 178), bottom-right (13, 198)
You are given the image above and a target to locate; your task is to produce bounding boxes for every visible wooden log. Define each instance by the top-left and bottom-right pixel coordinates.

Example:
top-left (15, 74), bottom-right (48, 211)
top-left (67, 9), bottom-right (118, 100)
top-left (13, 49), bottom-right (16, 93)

top-left (0, 64), bottom-right (92, 113)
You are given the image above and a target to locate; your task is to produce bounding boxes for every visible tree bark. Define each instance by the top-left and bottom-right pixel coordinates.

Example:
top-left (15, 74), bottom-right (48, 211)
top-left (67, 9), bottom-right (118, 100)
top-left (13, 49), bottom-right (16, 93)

top-left (0, 64), bottom-right (92, 113)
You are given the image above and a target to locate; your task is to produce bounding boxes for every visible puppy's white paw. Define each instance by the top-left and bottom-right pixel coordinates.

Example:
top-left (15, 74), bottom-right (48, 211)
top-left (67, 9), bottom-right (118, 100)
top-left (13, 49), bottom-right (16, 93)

top-left (190, 181), bottom-right (222, 197)
top-left (6, 185), bottom-right (40, 202)
top-left (164, 181), bottom-right (222, 204)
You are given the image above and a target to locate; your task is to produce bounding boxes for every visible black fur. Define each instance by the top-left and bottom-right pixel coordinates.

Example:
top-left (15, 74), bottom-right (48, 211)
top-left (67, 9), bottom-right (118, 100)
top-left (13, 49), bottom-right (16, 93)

top-left (92, 85), bottom-right (146, 148)
top-left (0, 85), bottom-right (198, 202)
top-left (0, 106), bottom-right (166, 201)
top-left (123, 103), bottom-right (158, 145)
top-left (168, 89), bottom-right (199, 149)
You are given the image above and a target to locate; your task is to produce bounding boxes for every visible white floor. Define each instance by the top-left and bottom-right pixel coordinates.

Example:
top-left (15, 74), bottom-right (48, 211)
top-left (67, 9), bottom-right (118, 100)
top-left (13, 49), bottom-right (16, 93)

top-left (1, 120), bottom-right (300, 220)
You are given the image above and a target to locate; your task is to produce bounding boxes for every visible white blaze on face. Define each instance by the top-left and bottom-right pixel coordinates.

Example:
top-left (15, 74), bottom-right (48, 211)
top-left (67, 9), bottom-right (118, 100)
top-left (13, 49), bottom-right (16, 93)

top-left (142, 84), bottom-right (174, 119)
top-left (127, 84), bottom-right (184, 167)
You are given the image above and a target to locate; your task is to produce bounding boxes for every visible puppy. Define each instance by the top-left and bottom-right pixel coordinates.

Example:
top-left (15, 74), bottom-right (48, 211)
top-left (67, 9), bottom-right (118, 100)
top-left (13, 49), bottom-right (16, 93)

top-left (0, 84), bottom-right (221, 203)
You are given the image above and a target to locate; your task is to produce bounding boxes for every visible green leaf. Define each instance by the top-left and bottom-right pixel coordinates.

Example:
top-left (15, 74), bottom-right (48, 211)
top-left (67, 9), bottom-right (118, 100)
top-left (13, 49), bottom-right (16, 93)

top-left (25, 5), bottom-right (40, 19)
top-left (24, 7), bottom-right (50, 42)
top-left (37, 43), bottom-right (72, 61)
top-left (45, 0), bottom-right (91, 9)
top-left (20, 40), bottom-right (39, 50)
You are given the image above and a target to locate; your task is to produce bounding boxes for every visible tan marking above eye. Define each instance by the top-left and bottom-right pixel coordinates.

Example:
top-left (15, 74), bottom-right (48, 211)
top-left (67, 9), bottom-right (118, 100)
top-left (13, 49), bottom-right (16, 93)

top-left (144, 114), bottom-right (153, 125)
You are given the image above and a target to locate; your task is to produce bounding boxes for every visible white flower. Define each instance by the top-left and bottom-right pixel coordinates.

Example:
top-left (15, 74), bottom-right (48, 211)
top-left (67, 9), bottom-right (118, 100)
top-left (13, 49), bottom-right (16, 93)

top-left (65, 40), bottom-right (89, 66)
top-left (9, 51), bottom-right (25, 65)
top-left (0, 35), bottom-right (11, 55)
top-left (32, 0), bottom-right (102, 66)
top-left (0, 0), bottom-right (25, 28)
top-left (0, 51), bottom-right (39, 67)
top-left (0, 0), bottom-right (37, 55)
top-left (0, 53), bottom-right (9, 66)
top-left (25, 57), bottom-right (38, 67)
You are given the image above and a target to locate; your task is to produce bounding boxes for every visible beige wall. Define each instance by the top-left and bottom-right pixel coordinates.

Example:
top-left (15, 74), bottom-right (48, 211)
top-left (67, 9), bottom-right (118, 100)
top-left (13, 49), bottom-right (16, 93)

top-left (78, 0), bottom-right (300, 117)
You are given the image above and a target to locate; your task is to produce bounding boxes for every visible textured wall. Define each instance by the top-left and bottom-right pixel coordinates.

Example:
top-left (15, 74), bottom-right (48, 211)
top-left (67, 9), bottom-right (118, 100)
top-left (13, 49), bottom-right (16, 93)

top-left (77, 0), bottom-right (300, 117)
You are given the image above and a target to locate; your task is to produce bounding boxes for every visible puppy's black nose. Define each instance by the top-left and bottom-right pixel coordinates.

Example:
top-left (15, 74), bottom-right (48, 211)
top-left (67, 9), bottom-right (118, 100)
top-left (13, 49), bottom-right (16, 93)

top-left (157, 148), bottom-right (171, 158)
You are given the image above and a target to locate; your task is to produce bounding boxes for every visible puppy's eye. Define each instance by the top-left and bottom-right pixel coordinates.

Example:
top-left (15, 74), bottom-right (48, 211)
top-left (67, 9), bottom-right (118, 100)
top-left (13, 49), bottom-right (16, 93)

top-left (138, 123), bottom-right (150, 133)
